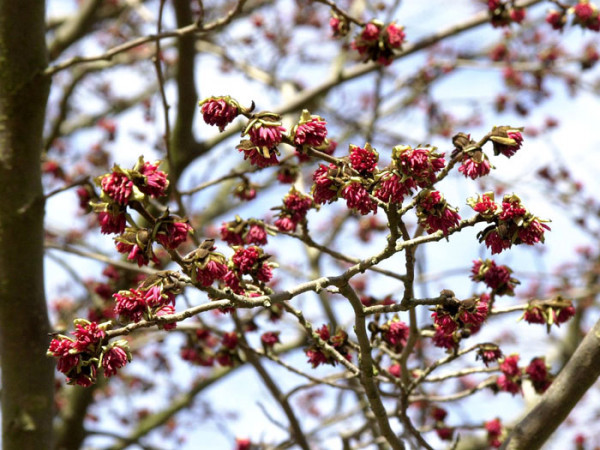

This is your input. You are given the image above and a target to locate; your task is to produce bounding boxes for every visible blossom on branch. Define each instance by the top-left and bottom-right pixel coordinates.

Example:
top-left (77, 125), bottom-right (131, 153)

top-left (199, 96), bottom-right (241, 132)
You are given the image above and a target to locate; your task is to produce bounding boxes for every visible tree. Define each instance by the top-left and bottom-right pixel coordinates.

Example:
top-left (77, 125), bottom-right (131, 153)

top-left (2, 0), bottom-right (600, 449)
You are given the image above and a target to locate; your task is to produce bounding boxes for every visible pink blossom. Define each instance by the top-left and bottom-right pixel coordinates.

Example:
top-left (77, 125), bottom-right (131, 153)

top-left (306, 348), bottom-right (328, 368)
top-left (197, 260), bottom-right (228, 287)
top-left (200, 97), bottom-right (239, 131)
top-left (261, 331), bottom-right (280, 347)
top-left (484, 231), bottom-right (512, 254)
top-left (524, 306), bottom-right (546, 324)
top-left (510, 8), bottom-right (526, 23)
top-left (283, 191), bottom-right (313, 222)
top-left (349, 144), bottom-right (378, 174)
top-left (518, 219), bottom-right (550, 245)
top-left (238, 144), bottom-right (279, 168)
top-left (388, 364), bottom-right (402, 377)
top-left (157, 221), bottom-right (192, 249)
top-left (432, 406), bottom-right (447, 422)
top-left (374, 173), bottom-right (411, 204)
top-left (554, 304), bottom-right (575, 324)
top-left (458, 153), bottom-right (491, 179)
top-left (383, 320), bottom-right (409, 349)
top-left (477, 346), bottom-right (503, 366)
top-left (500, 354), bottom-right (520, 377)
top-left (113, 289), bottom-right (147, 323)
top-left (294, 117), bottom-right (328, 148)
top-left (49, 339), bottom-right (79, 374)
top-left (156, 304), bottom-right (177, 330)
top-left (101, 171), bottom-right (133, 205)
top-left (274, 216), bottom-right (297, 232)
top-left (102, 345), bottom-right (129, 377)
top-left (312, 164), bottom-right (339, 205)
top-left (98, 210), bottom-right (126, 235)
top-left (386, 23), bottom-right (405, 48)
top-left (497, 374), bottom-right (521, 395)
top-left (546, 10), bottom-right (565, 30)
top-left (245, 224), bottom-right (267, 246)
top-left (499, 199), bottom-right (526, 221)
top-left (232, 246), bottom-right (260, 274)
top-left (139, 161), bottom-right (169, 198)
top-left (248, 122), bottom-right (286, 148)
top-left (222, 332), bottom-right (239, 350)
top-left (361, 23), bottom-right (380, 42)
top-left (471, 193), bottom-right (498, 216)
top-left (341, 182), bottom-right (377, 215)
top-left (72, 321), bottom-right (105, 352)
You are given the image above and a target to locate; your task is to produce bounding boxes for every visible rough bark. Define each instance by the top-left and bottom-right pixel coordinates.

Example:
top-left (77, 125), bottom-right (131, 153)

top-left (0, 1), bottom-right (53, 449)
top-left (501, 318), bottom-right (600, 449)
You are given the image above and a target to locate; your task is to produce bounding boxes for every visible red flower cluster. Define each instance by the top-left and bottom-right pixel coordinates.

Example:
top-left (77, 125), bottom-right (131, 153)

top-left (472, 193), bottom-right (550, 254)
top-left (458, 151), bottom-right (492, 179)
top-left (221, 217), bottom-right (268, 246)
top-left (48, 320), bottom-right (131, 386)
top-left (115, 228), bottom-right (157, 267)
top-left (485, 418), bottom-right (504, 448)
top-left (476, 344), bottom-right (503, 366)
top-left (230, 246), bottom-right (273, 284)
top-left (351, 21), bottom-right (405, 65)
top-left (525, 357), bottom-right (553, 394)
top-left (490, 126), bottom-right (524, 158)
top-left (573, 0), bottom-right (600, 31)
top-left (375, 145), bottom-right (445, 204)
top-left (471, 259), bottom-right (519, 296)
top-left (416, 190), bottom-right (461, 235)
top-left (274, 188), bottom-right (314, 232)
top-left (100, 171), bottom-right (133, 205)
top-left (349, 143), bottom-right (379, 175)
top-left (305, 325), bottom-right (352, 368)
top-left (199, 96), bottom-right (240, 132)
top-left (523, 299), bottom-right (575, 329)
top-left (180, 328), bottom-right (218, 367)
top-left (237, 139), bottom-right (280, 168)
top-left (312, 163), bottom-right (342, 205)
top-left (431, 297), bottom-right (489, 350)
top-left (341, 182), bottom-right (378, 215)
top-left (113, 284), bottom-right (176, 326)
top-left (293, 110), bottom-right (328, 149)
top-left (497, 354), bottom-right (522, 395)
top-left (157, 220), bottom-right (193, 249)
top-left (382, 318), bottom-right (409, 351)
top-left (546, 10), bottom-right (566, 30)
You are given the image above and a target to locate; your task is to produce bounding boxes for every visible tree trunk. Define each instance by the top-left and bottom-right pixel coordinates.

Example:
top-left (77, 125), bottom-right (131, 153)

top-left (0, 1), bottom-right (54, 449)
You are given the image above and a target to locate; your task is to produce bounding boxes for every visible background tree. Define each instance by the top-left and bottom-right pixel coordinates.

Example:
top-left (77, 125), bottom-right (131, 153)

top-left (1, 0), bottom-right (600, 449)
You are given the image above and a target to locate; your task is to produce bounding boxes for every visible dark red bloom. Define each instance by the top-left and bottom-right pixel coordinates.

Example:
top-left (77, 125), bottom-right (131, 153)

top-left (157, 221), bottom-right (192, 249)
top-left (261, 331), bottom-right (280, 347)
top-left (341, 182), bottom-right (377, 215)
top-left (312, 163), bottom-right (340, 205)
top-left (383, 320), bottom-right (409, 349)
top-left (98, 209), bottom-right (127, 235)
top-left (546, 10), bottom-right (566, 30)
top-left (349, 144), bottom-right (378, 174)
top-left (431, 406), bottom-right (447, 422)
top-left (101, 171), bottom-right (133, 205)
top-left (138, 161), bottom-right (169, 198)
top-left (197, 260), bottom-right (228, 287)
top-left (72, 321), bottom-right (105, 353)
top-left (458, 152), bottom-right (491, 179)
top-left (248, 121), bottom-right (286, 148)
top-left (294, 115), bottom-right (328, 148)
top-left (113, 289), bottom-right (147, 323)
top-left (102, 345), bottom-right (130, 377)
top-left (199, 96), bottom-right (239, 131)
top-left (386, 23), bottom-right (405, 48)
